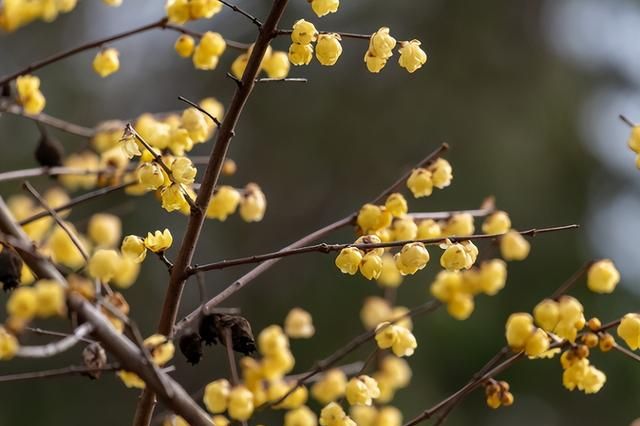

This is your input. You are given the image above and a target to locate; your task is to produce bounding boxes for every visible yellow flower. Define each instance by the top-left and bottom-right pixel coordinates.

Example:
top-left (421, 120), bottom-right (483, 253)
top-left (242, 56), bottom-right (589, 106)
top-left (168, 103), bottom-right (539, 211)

top-left (562, 358), bottom-right (589, 391)
top-left (617, 313), bottom-right (640, 350)
top-left (166, 0), bottom-right (190, 23)
top-left (369, 27), bottom-right (396, 59)
top-left (377, 253), bottom-right (403, 288)
top-left (285, 406), bottom-right (317, 426)
top-left (168, 128), bottom-right (194, 155)
top-left (394, 242), bottom-right (430, 275)
top-left (161, 184), bottom-right (189, 212)
top-left (174, 34), bottom-right (195, 57)
top-left (206, 186), bottom-right (241, 221)
top-left (312, 370), bottom-right (347, 404)
top-left (587, 259), bottom-right (620, 294)
top-left (384, 193), bottom-right (407, 218)
top-left (121, 135), bottom-right (142, 159)
top-left (227, 385), bottom-right (254, 421)
top-left (359, 253), bottom-right (383, 280)
top-left (117, 370), bottom-right (145, 389)
top-left (440, 243), bottom-right (473, 271)
top-left (478, 259), bottom-right (507, 295)
top-left (391, 327), bottom-right (417, 357)
top-left (88, 213), bottom-right (122, 247)
top-left (193, 33), bottom-right (225, 70)
top-left (16, 74), bottom-right (46, 114)
top-left (581, 365), bottom-right (606, 394)
top-left (182, 107), bottom-right (209, 143)
top-left (203, 379), bottom-right (230, 413)
top-left (7, 286), bottom-right (37, 320)
top-left (46, 224), bottom-right (85, 268)
top-left (320, 402), bottom-right (347, 426)
top-left (375, 323), bottom-right (398, 350)
top-left (360, 297), bottom-right (392, 330)
top-left (628, 125), bottom-right (640, 153)
top-left (144, 229), bottom-right (173, 252)
top-left (121, 235), bottom-right (147, 263)
top-left (524, 328), bottom-right (550, 358)
top-left (428, 158), bottom-right (453, 189)
top-left (406, 168), bottom-right (433, 197)
top-left (446, 292), bottom-right (474, 320)
top-left (0, 327), bottom-right (19, 360)
top-left (345, 376), bottom-right (380, 406)
top-left (289, 43), bottom-right (314, 66)
top-left (430, 270), bottom-right (462, 303)
top-left (258, 324), bottom-right (289, 355)
top-left (392, 218), bottom-right (417, 241)
top-left (211, 416), bottom-right (230, 426)
top-left (262, 51), bottom-right (290, 79)
top-left (500, 231), bottom-right (530, 261)
top-left (34, 280), bottom-right (66, 317)
top-left (364, 51), bottom-right (388, 73)
top-left (505, 313), bottom-right (534, 350)
top-left (88, 249), bottom-right (120, 282)
top-left (285, 307), bottom-right (315, 338)
top-left (357, 204), bottom-right (392, 233)
top-left (482, 211), bottom-right (511, 235)
top-left (112, 256), bottom-right (140, 289)
top-left (269, 381), bottom-right (308, 409)
top-left (239, 183), bottom-right (267, 222)
top-left (231, 53), bottom-right (249, 79)
top-left (398, 40), bottom-right (427, 73)
top-left (533, 299), bottom-right (559, 332)
top-left (137, 162), bottom-right (166, 190)
top-left (170, 157), bottom-right (196, 184)
top-left (311, 0), bottom-right (339, 17)
top-left (291, 19), bottom-right (318, 44)
top-left (261, 349), bottom-right (295, 379)
top-left (555, 296), bottom-right (585, 342)
top-left (190, 0), bottom-right (222, 19)
top-left (417, 219), bottom-right (441, 239)
top-left (143, 334), bottom-right (174, 365)
top-left (316, 33), bottom-right (342, 66)
top-left (442, 213), bottom-right (475, 237)
top-left (93, 48), bottom-right (120, 77)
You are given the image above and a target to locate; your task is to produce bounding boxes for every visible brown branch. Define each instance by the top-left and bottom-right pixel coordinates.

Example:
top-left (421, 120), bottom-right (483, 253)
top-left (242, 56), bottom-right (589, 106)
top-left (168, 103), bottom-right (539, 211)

top-left (134, 2), bottom-right (291, 425)
top-left (187, 224), bottom-right (579, 275)
top-left (0, 166), bottom-right (116, 184)
top-left (19, 181), bottom-right (134, 226)
top-left (549, 260), bottom-right (596, 300)
top-left (223, 329), bottom-right (240, 385)
top-left (0, 100), bottom-right (95, 137)
top-left (26, 326), bottom-right (96, 344)
top-left (0, 198), bottom-right (212, 426)
top-left (219, 0), bottom-right (263, 27)
top-left (16, 323), bottom-right (94, 358)
top-left (276, 29), bottom-right (372, 40)
top-left (177, 96), bottom-right (222, 127)
top-left (0, 363), bottom-right (120, 383)
top-left (619, 114), bottom-right (635, 128)
top-left (256, 77), bottom-right (308, 83)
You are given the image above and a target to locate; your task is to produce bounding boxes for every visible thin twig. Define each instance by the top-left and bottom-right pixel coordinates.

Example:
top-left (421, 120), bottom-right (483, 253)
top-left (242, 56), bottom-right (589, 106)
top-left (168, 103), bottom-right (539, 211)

top-left (187, 224), bottom-right (580, 276)
top-left (219, 0), bottom-right (263, 27)
top-left (0, 166), bottom-right (115, 184)
top-left (24, 181), bottom-right (89, 261)
top-left (619, 114), bottom-right (635, 128)
top-left (0, 100), bottom-right (95, 137)
top-left (177, 96), bottom-right (221, 127)
top-left (0, 363), bottom-right (120, 383)
top-left (276, 29), bottom-right (372, 40)
top-left (256, 77), bottom-right (307, 83)
top-left (613, 343), bottom-right (640, 363)
top-left (16, 323), bottom-right (94, 358)
top-left (26, 326), bottom-right (96, 344)
top-left (549, 260), bottom-right (596, 300)
top-left (223, 329), bottom-right (240, 385)
top-left (19, 181), bottom-right (134, 226)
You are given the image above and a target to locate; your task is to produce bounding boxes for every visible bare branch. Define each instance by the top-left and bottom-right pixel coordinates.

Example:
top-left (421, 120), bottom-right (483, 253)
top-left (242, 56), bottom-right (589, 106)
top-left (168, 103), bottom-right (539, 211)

top-left (187, 224), bottom-right (579, 275)
top-left (16, 323), bottom-right (94, 358)
top-left (219, 0), bottom-right (263, 27)
top-left (0, 100), bottom-right (95, 137)
top-left (0, 363), bottom-right (120, 383)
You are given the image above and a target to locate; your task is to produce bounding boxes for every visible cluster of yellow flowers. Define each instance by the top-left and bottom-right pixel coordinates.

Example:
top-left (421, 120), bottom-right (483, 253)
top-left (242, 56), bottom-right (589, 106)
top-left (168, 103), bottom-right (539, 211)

top-left (118, 334), bottom-right (175, 389)
top-left (364, 28), bottom-right (427, 74)
top-left (288, 20), bottom-right (342, 67)
top-left (231, 44), bottom-right (290, 80)
top-left (15, 74), bottom-right (46, 114)
top-left (374, 322), bottom-right (418, 357)
top-left (166, 0), bottom-right (222, 24)
top-left (406, 159), bottom-right (453, 197)
top-left (626, 124), bottom-right (640, 169)
top-left (430, 259), bottom-right (507, 320)
top-left (183, 31), bottom-right (226, 70)
top-left (0, 0), bottom-right (77, 32)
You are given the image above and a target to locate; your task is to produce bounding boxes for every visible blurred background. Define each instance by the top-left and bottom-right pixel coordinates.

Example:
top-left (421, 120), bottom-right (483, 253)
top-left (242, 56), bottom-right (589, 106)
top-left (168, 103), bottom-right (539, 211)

top-left (1, 0), bottom-right (640, 425)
